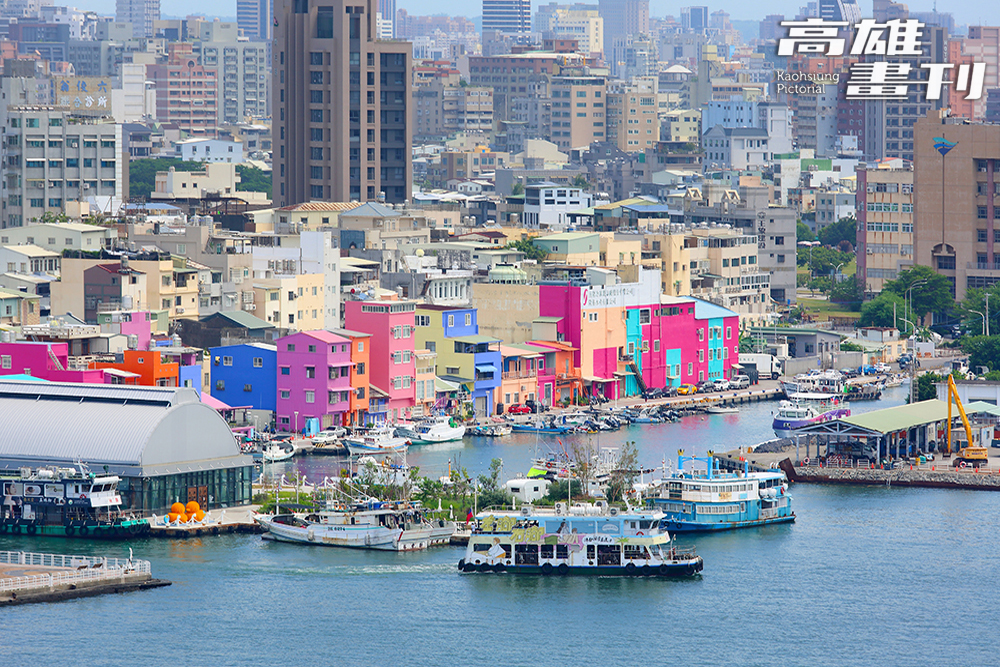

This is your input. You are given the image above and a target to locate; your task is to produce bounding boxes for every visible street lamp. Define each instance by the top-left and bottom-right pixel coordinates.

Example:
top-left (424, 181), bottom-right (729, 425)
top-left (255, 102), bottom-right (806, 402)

top-left (971, 310), bottom-right (986, 337)
top-left (905, 279), bottom-right (928, 334)
top-left (986, 293), bottom-right (991, 337)
top-left (833, 262), bottom-right (845, 284)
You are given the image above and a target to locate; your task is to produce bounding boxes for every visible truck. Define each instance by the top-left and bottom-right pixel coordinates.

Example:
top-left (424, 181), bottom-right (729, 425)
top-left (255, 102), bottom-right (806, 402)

top-left (740, 353), bottom-right (783, 380)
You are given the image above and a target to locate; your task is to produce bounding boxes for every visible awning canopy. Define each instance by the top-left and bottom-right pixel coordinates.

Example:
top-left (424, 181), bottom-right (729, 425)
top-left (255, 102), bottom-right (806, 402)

top-left (435, 377), bottom-right (461, 392)
top-left (475, 364), bottom-right (498, 374)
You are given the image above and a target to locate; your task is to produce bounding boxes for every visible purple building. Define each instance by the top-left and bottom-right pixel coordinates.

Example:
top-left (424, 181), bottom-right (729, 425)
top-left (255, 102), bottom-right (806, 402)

top-left (275, 330), bottom-right (354, 433)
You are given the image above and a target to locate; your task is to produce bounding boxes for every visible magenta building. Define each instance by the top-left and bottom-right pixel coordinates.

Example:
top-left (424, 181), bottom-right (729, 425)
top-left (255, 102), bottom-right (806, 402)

top-left (343, 300), bottom-right (416, 422)
top-left (0, 341), bottom-right (108, 383)
top-left (275, 330), bottom-right (354, 433)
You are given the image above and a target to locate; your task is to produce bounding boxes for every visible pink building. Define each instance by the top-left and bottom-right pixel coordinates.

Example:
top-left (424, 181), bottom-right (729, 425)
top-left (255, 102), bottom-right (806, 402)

top-left (275, 331), bottom-right (354, 433)
top-left (344, 300), bottom-right (416, 423)
top-left (0, 341), bottom-right (107, 383)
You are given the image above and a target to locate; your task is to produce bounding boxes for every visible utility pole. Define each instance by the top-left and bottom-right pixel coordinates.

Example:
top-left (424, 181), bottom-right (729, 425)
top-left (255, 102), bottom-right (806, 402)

top-left (987, 293), bottom-right (991, 337)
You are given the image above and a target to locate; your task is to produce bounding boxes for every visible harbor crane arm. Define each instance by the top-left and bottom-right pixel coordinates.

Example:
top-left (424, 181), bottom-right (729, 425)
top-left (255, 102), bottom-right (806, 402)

top-left (946, 375), bottom-right (974, 455)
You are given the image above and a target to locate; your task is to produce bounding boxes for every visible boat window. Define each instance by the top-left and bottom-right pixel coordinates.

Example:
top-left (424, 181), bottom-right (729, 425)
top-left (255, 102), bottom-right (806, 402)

top-left (573, 521), bottom-right (596, 533)
top-left (556, 544), bottom-right (569, 559)
top-left (473, 543), bottom-right (491, 552)
top-left (638, 520), bottom-right (653, 530)
top-left (586, 544), bottom-right (596, 558)
top-left (540, 544), bottom-right (554, 558)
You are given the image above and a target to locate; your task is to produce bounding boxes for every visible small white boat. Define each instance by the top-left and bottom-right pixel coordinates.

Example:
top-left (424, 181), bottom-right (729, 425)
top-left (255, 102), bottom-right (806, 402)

top-left (344, 426), bottom-right (409, 456)
top-left (395, 415), bottom-right (466, 444)
top-left (705, 405), bottom-right (739, 414)
top-left (263, 444), bottom-right (294, 462)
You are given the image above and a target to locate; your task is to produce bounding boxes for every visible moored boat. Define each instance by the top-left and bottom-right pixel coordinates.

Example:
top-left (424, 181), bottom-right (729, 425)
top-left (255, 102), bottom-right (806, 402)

top-left (0, 465), bottom-right (149, 539)
top-left (256, 499), bottom-right (455, 551)
top-left (262, 443), bottom-right (295, 462)
top-left (772, 393), bottom-right (850, 438)
top-left (344, 426), bottom-right (409, 456)
top-left (644, 453), bottom-right (795, 532)
top-left (469, 422), bottom-right (513, 437)
top-left (395, 415), bottom-right (466, 444)
top-left (458, 502), bottom-right (703, 576)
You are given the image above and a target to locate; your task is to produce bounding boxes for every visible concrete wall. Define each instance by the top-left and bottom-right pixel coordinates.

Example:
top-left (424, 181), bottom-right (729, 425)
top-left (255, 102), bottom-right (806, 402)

top-left (471, 283), bottom-right (539, 344)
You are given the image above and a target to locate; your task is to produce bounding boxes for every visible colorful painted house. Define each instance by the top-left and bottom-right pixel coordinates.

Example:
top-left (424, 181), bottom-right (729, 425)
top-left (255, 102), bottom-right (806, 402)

top-left (275, 331), bottom-right (353, 433)
top-left (331, 328), bottom-right (371, 426)
top-left (529, 340), bottom-right (584, 406)
top-left (209, 342), bottom-right (277, 412)
top-left (92, 349), bottom-right (179, 387)
top-left (499, 343), bottom-right (544, 409)
top-left (343, 300), bottom-right (415, 423)
top-left (0, 341), bottom-right (107, 383)
top-left (155, 344), bottom-right (206, 394)
top-left (414, 305), bottom-right (501, 417)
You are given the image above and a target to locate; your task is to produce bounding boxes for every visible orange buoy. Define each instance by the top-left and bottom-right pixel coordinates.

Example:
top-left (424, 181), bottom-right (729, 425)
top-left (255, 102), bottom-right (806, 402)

top-left (194, 510), bottom-right (206, 521)
top-left (170, 502), bottom-right (185, 515)
top-left (186, 501), bottom-right (200, 514)
top-left (168, 513), bottom-right (181, 523)
top-left (178, 513), bottom-right (189, 523)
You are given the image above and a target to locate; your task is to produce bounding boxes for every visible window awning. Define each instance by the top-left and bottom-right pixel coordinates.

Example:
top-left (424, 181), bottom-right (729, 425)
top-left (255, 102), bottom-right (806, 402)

top-left (475, 364), bottom-right (498, 374)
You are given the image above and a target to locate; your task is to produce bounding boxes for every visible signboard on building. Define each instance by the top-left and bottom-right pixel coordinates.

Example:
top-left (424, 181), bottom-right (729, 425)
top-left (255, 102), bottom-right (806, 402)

top-left (52, 78), bottom-right (114, 113)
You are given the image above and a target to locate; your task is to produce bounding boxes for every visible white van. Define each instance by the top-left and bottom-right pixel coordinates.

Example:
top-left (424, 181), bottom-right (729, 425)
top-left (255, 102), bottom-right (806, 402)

top-left (730, 375), bottom-right (751, 389)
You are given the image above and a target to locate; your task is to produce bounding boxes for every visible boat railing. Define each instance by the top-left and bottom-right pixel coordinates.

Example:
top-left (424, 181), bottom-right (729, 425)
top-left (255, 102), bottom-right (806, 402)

top-left (666, 545), bottom-right (698, 560)
top-left (0, 550), bottom-right (151, 593)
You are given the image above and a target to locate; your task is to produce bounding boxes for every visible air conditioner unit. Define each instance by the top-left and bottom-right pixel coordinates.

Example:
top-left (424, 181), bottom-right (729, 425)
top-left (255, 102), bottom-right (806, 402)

top-left (176, 307), bottom-right (185, 313)
top-left (866, 248), bottom-right (873, 254)
top-left (246, 304), bottom-right (257, 310)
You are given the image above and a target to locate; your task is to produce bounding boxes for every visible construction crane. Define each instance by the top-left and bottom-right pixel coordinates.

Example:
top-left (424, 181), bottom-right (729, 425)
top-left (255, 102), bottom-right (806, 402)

top-left (946, 375), bottom-right (989, 468)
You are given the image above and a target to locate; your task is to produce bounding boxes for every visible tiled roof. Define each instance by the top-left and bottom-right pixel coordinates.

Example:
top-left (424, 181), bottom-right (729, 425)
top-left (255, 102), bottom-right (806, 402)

top-left (275, 201), bottom-right (365, 213)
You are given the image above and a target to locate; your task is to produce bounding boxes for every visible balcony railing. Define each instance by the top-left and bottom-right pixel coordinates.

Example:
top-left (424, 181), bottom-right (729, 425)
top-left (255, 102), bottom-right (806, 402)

top-left (502, 370), bottom-right (537, 380)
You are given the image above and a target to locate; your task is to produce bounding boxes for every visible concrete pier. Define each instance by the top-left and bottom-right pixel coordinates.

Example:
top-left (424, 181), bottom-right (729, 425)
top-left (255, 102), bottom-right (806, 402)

top-left (0, 550), bottom-right (170, 606)
top-left (147, 506), bottom-right (264, 539)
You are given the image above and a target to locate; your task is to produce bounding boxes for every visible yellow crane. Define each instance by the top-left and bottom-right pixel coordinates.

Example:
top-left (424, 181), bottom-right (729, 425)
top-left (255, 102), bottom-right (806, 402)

top-left (946, 375), bottom-right (989, 468)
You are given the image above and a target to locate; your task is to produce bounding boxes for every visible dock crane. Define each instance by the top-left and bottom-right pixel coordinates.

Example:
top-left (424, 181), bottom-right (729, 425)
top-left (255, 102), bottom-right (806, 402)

top-left (945, 375), bottom-right (989, 468)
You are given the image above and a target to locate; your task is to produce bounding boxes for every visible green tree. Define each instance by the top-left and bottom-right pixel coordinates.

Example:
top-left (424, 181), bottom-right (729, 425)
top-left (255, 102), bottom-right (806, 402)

top-left (796, 221), bottom-right (816, 243)
top-left (883, 266), bottom-right (955, 323)
top-left (506, 238), bottom-right (548, 261)
top-left (959, 284), bottom-right (1000, 337)
top-left (858, 291), bottom-right (906, 328)
top-left (476, 458), bottom-right (511, 509)
top-left (961, 336), bottom-right (1000, 372)
top-left (571, 174), bottom-right (590, 189)
top-left (604, 442), bottom-right (640, 504)
top-left (839, 340), bottom-right (864, 352)
top-left (915, 373), bottom-right (942, 401)
top-left (798, 246), bottom-right (853, 275)
top-left (235, 165), bottom-right (272, 198)
top-left (817, 216), bottom-right (857, 248)
top-left (829, 274), bottom-right (863, 309)
top-left (511, 182), bottom-right (524, 196)
top-left (128, 158), bottom-right (205, 199)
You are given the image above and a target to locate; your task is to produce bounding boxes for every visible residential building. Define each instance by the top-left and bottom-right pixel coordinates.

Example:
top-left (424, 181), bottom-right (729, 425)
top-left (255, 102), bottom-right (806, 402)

top-left (148, 43), bottom-right (219, 137)
top-left (482, 0), bottom-right (531, 34)
top-left (0, 286), bottom-right (42, 326)
top-left (82, 261), bottom-right (147, 322)
top-left (0, 244), bottom-right (59, 276)
top-left (680, 6), bottom-right (708, 32)
top-left (535, 4), bottom-right (604, 56)
top-left (499, 343), bottom-right (543, 408)
top-left (330, 327), bottom-right (370, 426)
top-left (182, 310), bottom-right (275, 349)
top-left (703, 126), bottom-right (772, 170)
top-left (550, 73), bottom-right (607, 151)
top-left (414, 81), bottom-right (494, 142)
top-left (532, 231), bottom-right (601, 264)
top-left (598, 0), bottom-right (648, 74)
top-left (522, 183), bottom-right (593, 229)
top-left (661, 109), bottom-right (701, 144)
top-left (855, 165), bottom-right (914, 294)
top-left (210, 342), bottom-right (276, 413)
top-left (1, 108), bottom-right (122, 229)
top-left (414, 304), bottom-right (501, 417)
top-left (0, 222), bottom-right (117, 252)
top-left (237, 0), bottom-right (273, 41)
top-left (413, 348), bottom-right (436, 417)
top-left (156, 345), bottom-right (208, 394)
top-left (272, 0), bottom-right (412, 205)
top-left (275, 330), bottom-right (355, 432)
top-left (151, 163), bottom-right (243, 200)
top-left (250, 230), bottom-right (342, 329)
top-left (252, 273), bottom-right (325, 330)
top-left (116, 0), bottom-right (159, 38)
top-left (815, 189), bottom-right (855, 232)
top-left (606, 78), bottom-right (659, 152)
top-left (93, 349), bottom-right (179, 387)
top-left (530, 340), bottom-right (584, 406)
top-left (195, 22), bottom-right (269, 126)
top-left (177, 138), bottom-right (244, 164)
top-left (343, 299), bottom-right (416, 422)
top-left (377, 0), bottom-right (396, 38)
top-left (0, 340), bottom-right (108, 383)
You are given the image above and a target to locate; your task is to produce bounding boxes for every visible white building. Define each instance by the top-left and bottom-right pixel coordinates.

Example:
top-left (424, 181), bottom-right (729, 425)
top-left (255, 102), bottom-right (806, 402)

top-left (152, 163), bottom-right (241, 200)
top-left (1, 108), bottom-right (122, 229)
top-left (115, 0), bottom-right (159, 38)
top-left (194, 22), bottom-right (269, 127)
top-left (703, 126), bottom-right (771, 170)
top-left (0, 244), bottom-right (60, 275)
top-left (522, 182), bottom-right (593, 230)
top-left (178, 138), bottom-right (245, 164)
top-left (250, 231), bottom-right (342, 330)
top-left (0, 222), bottom-right (117, 253)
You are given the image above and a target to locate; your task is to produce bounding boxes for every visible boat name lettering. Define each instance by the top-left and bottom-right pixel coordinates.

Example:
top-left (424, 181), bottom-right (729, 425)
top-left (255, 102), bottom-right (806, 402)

top-left (480, 515), bottom-right (517, 533)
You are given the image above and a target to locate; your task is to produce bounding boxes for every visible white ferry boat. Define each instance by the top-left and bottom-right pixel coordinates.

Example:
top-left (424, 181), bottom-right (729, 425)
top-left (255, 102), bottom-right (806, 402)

top-left (644, 453), bottom-right (795, 532)
top-left (395, 415), bottom-right (466, 444)
top-left (458, 502), bottom-right (703, 577)
top-left (257, 499), bottom-right (455, 551)
top-left (344, 426), bottom-right (409, 456)
top-left (772, 393), bottom-right (850, 438)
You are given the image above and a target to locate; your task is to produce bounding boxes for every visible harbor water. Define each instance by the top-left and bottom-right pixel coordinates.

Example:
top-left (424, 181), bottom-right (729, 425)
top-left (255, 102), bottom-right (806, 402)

top-left (4, 386), bottom-right (1000, 666)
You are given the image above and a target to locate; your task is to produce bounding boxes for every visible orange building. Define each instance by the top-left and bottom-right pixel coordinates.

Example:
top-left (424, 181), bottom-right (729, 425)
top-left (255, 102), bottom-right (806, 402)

top-left (333, 328), bottom-right (371, 426)
top-left (92, 350), bottom-right (179, 387)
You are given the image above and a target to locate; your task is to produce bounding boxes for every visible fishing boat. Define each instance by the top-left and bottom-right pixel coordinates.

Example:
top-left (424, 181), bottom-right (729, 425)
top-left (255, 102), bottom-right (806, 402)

top-left (510, 417), bottom-right (573, 434)
top-left (0, 465), bottom-right (149, 539)
top-left (262, 443), bottom-right (295, 462)
top-left (257, 499), bottom-right (455, 551)
top-left (781, 370), bottom-right (844, 397)
top-left (457, 502), bottom-right (703, 576)
top-left (644, 453), bottom-right (795, 532)
top-left (771, 393), bottom-right (850, 438)
top-left (344, 426), bottom-right (409, 456)
top-left (468, 422), bottom-right (513, 437)
top-left (705, 405), bottom-right (739, 414)
top-left (395, 415), bottom-right (466, 444)
top-left (629, 407), bottom-right (664, 424)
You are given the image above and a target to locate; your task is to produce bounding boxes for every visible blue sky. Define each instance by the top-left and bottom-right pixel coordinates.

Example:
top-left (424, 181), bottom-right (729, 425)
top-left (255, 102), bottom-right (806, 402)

top-left (78, 1), bottom-right (992, 27)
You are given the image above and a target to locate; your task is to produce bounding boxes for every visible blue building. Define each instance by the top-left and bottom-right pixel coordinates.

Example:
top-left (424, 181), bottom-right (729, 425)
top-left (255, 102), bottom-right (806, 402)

top-left (209, 342), bottom-right (277, 412)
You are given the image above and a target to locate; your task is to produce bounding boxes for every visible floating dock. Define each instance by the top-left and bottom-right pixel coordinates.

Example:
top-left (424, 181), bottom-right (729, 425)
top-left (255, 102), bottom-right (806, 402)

top-left (147, 507), bottom-right (264, 539)
top-left (0, 550), bottom-right (169, 606)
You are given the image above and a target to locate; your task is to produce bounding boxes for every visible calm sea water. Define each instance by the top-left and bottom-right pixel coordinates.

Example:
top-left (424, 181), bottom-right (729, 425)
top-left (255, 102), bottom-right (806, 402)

top-left (4, 387), bottom-right (1000, 667)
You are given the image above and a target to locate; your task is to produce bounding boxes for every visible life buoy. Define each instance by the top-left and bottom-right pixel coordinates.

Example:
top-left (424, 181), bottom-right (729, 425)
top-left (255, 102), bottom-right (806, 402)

top-left (79, 494), bottom-right (87, 500)
top-left (804, 458), bottom-right (810, 465)
top-left (960, 461), bottom-right (968, 468)
top-left (636, 531), bottom-right (644, 536)
top-left (541, 563), bottom-right (553, 575)
top-left (25, 523), bottom-right (37, 535)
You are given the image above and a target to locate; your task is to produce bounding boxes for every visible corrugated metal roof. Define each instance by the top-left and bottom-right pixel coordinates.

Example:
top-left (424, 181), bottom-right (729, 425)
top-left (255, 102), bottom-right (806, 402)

top-left (840, 400), bottom-right (950, 435)
top-left (0, 380), bottom-right (192, 406)
top-left (692, 298), bottom-right (738, 321)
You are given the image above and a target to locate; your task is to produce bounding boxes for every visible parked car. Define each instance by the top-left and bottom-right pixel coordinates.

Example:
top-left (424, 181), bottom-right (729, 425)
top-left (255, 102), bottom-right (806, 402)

top-left (642, 387), bottom-right (663, 400)
top-left (507, 403), bottom-right (532, 415)
top-left (712, 378), bottom-right (731, 391)
top-left (524, 399), bottom-right (547, 413)
top-left (839, 367), bottom-right (859, 379)
top-left (661, 386), bottom-right (679, 398)
top-left (677, 384), bottom-right (698, 395)
top-left (697, 380), bottom-right (716, 393)
top-left (730, 375), bottom-right (751, 389)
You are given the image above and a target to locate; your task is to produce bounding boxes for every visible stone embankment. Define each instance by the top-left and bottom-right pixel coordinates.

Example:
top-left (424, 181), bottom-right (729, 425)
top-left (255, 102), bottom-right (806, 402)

top-left (778, 459), bottom-right (1000, 491)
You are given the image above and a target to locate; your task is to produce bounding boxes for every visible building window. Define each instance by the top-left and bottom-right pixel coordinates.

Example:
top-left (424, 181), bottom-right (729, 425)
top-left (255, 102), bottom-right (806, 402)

top-left (215, 380), bottom-right (225, 390)
top-left (357, 362), bottom-right (365, 375)
top-left (306, 366), bottom-right (316, 378)
top-left (280, 390), bottom-right (290, 399)
top-left (287, 344), bottom-right (295, 351)
top-left (222, 356), bottom-right (233, 366)
top-left (253, 357), bottom-right (263, 368)
top-left (244, 384), bottom-right (253, 392)
top-left (687, 362), bottom-right (693, 376)
top-left (464, 313), bottom-right (472, 326)
top-left (447, 315), bottom-right (454, 327)
top-left (305, 390), bottom-right (315, 404)
top-left (281, 366), bottom-right (290, 375)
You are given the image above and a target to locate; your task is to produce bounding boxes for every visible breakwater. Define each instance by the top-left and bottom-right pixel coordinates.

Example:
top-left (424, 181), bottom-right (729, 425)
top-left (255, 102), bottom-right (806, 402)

top-left (779, 459), bottom-right (1000, 491)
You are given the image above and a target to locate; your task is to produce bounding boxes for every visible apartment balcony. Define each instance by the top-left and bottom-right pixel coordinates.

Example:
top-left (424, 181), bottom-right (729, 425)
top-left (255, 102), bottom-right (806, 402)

top-left (502, 370), bottom-right (537, 380)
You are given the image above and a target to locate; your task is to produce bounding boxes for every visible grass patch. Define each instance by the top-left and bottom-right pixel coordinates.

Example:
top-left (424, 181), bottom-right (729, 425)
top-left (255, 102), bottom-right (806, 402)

top-left (798, 296), bottom-right (860, 321)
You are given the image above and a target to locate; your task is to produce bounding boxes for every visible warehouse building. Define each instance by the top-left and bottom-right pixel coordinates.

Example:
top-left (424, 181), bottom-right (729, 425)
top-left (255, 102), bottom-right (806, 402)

top-left (0, 381), bottom-right (253, 514)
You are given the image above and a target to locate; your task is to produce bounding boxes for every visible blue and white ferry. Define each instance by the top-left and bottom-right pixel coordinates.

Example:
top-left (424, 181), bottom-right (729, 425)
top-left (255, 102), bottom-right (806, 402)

top-left (644, 453), bottom-right (795, 532)
top-left (458, 502), bottom-right (704, 577)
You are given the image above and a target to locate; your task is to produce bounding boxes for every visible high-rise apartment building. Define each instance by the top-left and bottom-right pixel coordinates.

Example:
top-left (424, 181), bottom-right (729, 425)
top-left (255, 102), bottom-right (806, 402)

top-left (148, 43), bottom-right (219, 137)
top-left (377, 0), bottom-right (396, 38)
top-left (680, 6), bottom-right (708, 33)
top-left (598, 0), bottom-right (648, 73)
top-left (535, 4), bottom-right (603, 56)
top-left (115, 0), bottom-right (159, 39)
top-left (272, 0), bottom-right (412, 206)
top-left (237, 0), bottom-right (273, 41)
top-left (195, 22), bottom-right (269, 125)
top-left (606, 78), bottom-right (659, 152)
top-left (482, 0), bottom-right (531, 35)
top-left (855, 165), bottom-right (914, 294)
top-left (914, 111), bottom-right (1000, 300)
top-left (550, 73), bottom-right (607, 151)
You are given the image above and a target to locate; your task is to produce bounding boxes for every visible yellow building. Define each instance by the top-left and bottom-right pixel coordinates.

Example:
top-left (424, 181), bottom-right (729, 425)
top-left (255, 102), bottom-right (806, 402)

top-left (607, 79), bottom-right (660, 152)
top-left (252, 273), bottom-right (325, 330)
top-left (599, 232), bottom-right (642, 267)
top-left (662, 109), bottom-right (701, 144)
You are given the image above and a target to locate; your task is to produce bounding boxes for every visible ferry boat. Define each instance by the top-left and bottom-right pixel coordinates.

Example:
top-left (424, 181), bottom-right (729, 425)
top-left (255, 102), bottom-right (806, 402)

top-left (772, 393), bottom-right (850, 438)
top-left (644, 453), bottom-right (795, 532)
top-left (780, 370), bottom-right (844, 397)
top-left (395, 415), bottom-right (466, 444)
top-left (257, 499), bottom-right (455, 551)
top-left (0, 465), bottom-right (150, 539)
top-left (344, 426), bottom-right (409, 456)
top-left (458, 502), bottom-right (703, 577)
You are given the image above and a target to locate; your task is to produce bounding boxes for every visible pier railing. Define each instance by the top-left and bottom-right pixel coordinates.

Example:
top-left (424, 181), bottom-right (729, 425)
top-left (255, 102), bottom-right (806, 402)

top-left (0, 551), bottom-right (151, 593)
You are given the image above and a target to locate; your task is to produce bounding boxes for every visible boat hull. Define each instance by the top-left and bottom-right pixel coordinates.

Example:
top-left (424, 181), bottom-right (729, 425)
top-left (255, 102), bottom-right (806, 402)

top-left (458, 557), bottom-right (704, 577)
top-left (772, 407), bottom-right (850, 438)
top-left (259, 518), bottom-right (454, 551)
top-left (661, 514), bottom-right (796, 533)
top-left (0, 518), bottom-right (150, 539)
